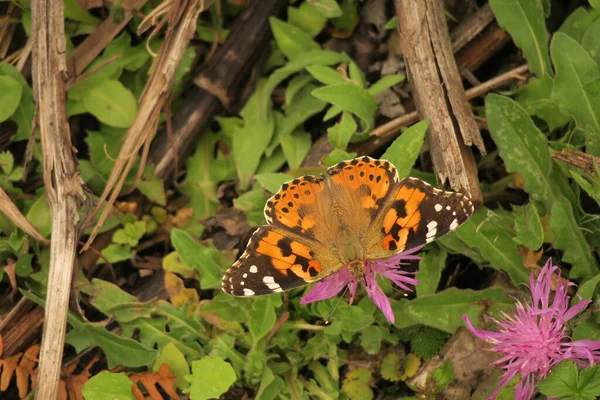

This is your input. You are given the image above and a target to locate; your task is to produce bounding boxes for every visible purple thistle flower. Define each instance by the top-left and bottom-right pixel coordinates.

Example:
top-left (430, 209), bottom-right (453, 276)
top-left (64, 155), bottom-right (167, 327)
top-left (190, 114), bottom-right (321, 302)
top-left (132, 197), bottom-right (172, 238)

top-left (300, 246), bottom-right (422, 323)
top-left (462, 259), bottom-right (600, 400)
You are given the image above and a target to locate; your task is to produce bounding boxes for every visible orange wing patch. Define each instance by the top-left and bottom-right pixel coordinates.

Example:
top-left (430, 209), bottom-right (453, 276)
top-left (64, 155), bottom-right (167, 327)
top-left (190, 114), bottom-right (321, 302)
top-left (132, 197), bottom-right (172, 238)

top-left (382, 184), bottom-right (427, 252)
top-left (327, 156), bottom-right (398, 213)
top-left (264, 175), bottom-right (325, 236)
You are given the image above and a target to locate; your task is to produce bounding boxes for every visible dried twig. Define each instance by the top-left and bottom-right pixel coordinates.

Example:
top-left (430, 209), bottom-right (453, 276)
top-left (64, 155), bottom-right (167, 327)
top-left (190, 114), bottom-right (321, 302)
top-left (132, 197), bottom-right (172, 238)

top-left (30, 0), bottom-right (87, 398)
top-left (66, 0), bottom-right (147, 78)
top-left (368, 64), bottom-right (529, 140)
top-left (450, 3), bottom-right (495, 53)
top-left (0, 187), bottom-right (49, 244)
top-left (395, 0), bottom-right (484, 204)
top-left (150, 0), bottom-right (287, 182)
top-left (553, 149), bottom-right (600, 176)
top-left (82, 0), bottom-right (208, 251)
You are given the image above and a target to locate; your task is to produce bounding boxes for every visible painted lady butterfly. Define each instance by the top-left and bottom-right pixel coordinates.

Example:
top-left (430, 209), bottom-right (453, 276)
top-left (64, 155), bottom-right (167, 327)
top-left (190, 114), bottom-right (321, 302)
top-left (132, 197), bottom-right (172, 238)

top-left (222, 156), bottom-right (474, 296)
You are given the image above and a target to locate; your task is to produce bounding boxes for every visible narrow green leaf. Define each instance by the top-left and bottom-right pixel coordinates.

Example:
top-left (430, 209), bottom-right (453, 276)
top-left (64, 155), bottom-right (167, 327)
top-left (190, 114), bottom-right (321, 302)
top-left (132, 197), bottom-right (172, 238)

top-left (381, 120), bottom-right (429, 179)
top-left (558, 7), bottom-right (600, 42)
top-left (327, 111), bottom-right (357, 149)
top-left (288, 3), bottom-right (327, 38)
top-left (306, 65), bottom-right (346, 85)
top-left (489, 0), bottom-right (551, 77)
top-left (285, 73), bottom-right (314, 106)
top-left (312, 82), bottom-right (377, 132)
top-left (551, 196), bottom-right (598, 280)
top-left (269, 17), bottom-right (320, 60)
top-left (512, 203), bottom-right (544, 250)
top-left (485, 94), bottom-right (557, 214)
top-left (367, 74), bottom-right (405, 96)
top-left (453, 207), bottom-right (530, 284)
top-left (416, 246), bottom-right (447, 297)
top-left (280, 128), bottom-right (312, 170)
top-left (551, 33), bottom-right (600, 134)
top-left (311, 0), bottom-right (343, 18)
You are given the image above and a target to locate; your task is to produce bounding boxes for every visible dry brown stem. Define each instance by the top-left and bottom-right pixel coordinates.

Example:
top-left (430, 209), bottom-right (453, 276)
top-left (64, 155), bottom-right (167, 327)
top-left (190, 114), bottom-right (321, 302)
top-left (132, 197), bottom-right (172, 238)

top-left (82, 0), bottom-right (208, 251)
top-left (553, 149), bottom-right (600, 176)
top-left (0, 187), bottom-right (49, 244)
top-left (395, 0), bottom-right (484, 204)
top-left (30, 0), bottom-right (87, 398)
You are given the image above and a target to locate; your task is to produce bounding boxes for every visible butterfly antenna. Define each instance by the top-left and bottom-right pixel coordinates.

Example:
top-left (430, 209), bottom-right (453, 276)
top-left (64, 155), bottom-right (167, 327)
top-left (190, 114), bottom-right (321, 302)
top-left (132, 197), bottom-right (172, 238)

top-left (326, 286), bottom-right (349, 324)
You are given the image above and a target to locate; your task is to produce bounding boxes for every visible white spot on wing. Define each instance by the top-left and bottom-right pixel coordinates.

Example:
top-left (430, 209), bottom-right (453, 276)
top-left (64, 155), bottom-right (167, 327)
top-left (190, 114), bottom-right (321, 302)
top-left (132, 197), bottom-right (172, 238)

top-left (263, 276), bottom-right (282, 291)
top-left (450, 218), bottom-right (459, 231)
top-left (243, 288), bottom-right (255, 296)
top-left (426, 220), bottom-right (437, 242)
top-left (241, 281), bottom-right (244, 285)
top-left (446, 205), bottom-right (451, 210)
top-left (249, 265), bottom-right (258, 273)
top-left (434, 204), bottom-right (442, 212)
top-left (243, 273), bottom-right (248, 278)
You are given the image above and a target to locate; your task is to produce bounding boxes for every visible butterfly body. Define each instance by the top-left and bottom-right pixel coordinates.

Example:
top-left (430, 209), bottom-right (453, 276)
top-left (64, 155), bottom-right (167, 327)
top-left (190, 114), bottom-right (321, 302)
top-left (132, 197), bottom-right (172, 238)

top-left (222, 156), bottom-right (474, 297)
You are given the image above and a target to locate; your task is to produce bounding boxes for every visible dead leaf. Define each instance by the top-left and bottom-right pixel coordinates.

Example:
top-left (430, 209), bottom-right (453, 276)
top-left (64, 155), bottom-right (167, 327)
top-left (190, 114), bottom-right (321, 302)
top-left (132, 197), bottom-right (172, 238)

top-left (129, 363), bottom-right (178, 400)
top-left (3, 259), bottom-right (17, 302)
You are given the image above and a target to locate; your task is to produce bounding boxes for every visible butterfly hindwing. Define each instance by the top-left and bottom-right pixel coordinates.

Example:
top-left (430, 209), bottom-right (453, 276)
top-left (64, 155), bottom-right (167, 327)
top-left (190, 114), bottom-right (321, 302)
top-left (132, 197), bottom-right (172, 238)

top-left (375, 177), bottom-right (474, 255)
top-left (222, 226), bottom-right (331, 296)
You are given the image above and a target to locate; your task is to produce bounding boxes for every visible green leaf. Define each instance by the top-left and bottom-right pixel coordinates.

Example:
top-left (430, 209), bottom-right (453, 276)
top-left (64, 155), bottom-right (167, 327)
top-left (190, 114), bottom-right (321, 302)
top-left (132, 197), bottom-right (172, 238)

top-left (429, 360), bottom-right (454, 393)
top-left (153, 343), bottom-right (191, 390)
top-left (25, 193), bottom-right (52, 238)
top-left (248, 297), bottom-right (277, 341)
top-left (269, 17), bottom-right (320, 60)
top-left (416, 246), bottom-right (447, 297)
top-left (538, 361), bottom-right (580, 398)
top-left (341, 368), bottom-right (373, 400)
top-left (576, 273), bottom-right (600, 302)
top-left (381, 120), bottom-right (429, 179)
top-left (254, 173), bottom-right (293, 193)
top-left (328, 111), bottom-right (357, 149)
top-left (81, 80), bottom-right (137, 128)
top-left (186, 357), bottom-right (237, 400)
top-left (551, 196), bottom-right (598, 280)
top-left (558, 7), bottom-right (600, 42)
top-left (381, 352), bottom-right (401, 381)
top-left (288, 3), bottom-right (327, 38)
top-left (453, 207), bottom-right (529, 284)
top-left (262, 50), bottom-right (350, 120)
top-left (322, 149), bottom-right (357, 166)
top-left (233, 188), bottom-right (269, 227)
top-left (551, 33), bottom-right (600, 134)
top-left (514, 76), bottom-right (570, 131)
top-left (409, 326), bottom-right (449, 359)
top-left (82, 371), bottom-right (135, 400)
top-left (234, 81), bottom-right (275, 188)
top-left (280, 128), bottom-right (312, 170)
top-left (582, 19), bottom-right (600, 68)
top-left (285, 73), bottom-right (314, 106)
top-left (101, 244), bottom-right (134, 264)
top-left (311, 0), bottom-right (343, 18)
top-left (512, 203), bottom-right (544, 250)
top-left (66, 319), bottom-right (159, 368)
top-left (406, 287), bottom-right (511, 333)
top-left (384, 16), bottom-right (398, 30)
top-left (306, 65), bottom-right (346, 85)
top-left (489, 0), bottom-right (551, 77)
top-left (485, 94), bottom-right (557, 214)
top-left (360, 326), bottom-right (383, 355)
top-left (171, 228), bottom-right (230, 289)
top-left (312, 82), bottom-right (377, 132)
top-left (0, 76), bottom-right (22, 122)
top-left (367, 74), bottom-right (405, 96)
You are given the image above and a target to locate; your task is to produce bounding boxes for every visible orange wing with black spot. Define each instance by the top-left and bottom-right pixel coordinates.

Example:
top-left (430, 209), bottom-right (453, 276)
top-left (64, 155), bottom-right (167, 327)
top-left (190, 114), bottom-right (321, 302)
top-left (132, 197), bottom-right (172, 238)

top-left (221, 226), bottom-right (340, 296)
top-left (365, 177), bottom-right (474, 258)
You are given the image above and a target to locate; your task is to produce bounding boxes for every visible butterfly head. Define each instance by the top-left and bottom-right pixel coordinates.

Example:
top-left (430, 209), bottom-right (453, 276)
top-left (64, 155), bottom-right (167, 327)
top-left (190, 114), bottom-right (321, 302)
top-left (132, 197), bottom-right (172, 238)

top-left (347, 260), bottom-right (365, 278)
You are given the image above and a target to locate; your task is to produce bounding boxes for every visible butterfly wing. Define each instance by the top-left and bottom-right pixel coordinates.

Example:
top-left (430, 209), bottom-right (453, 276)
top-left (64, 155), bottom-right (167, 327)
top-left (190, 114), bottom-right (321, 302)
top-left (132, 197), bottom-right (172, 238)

top-left (365, 176), bottom-right (474, 259)
top-left (221, 226), bottom-right (340, 296)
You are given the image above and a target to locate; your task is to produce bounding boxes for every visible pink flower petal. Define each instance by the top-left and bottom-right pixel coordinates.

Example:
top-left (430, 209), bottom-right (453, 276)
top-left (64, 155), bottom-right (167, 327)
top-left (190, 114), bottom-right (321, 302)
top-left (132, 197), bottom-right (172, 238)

top-left (300, 267), bottom-right (355, 305)
top-left (364, 271), bottom-right (395, 323)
